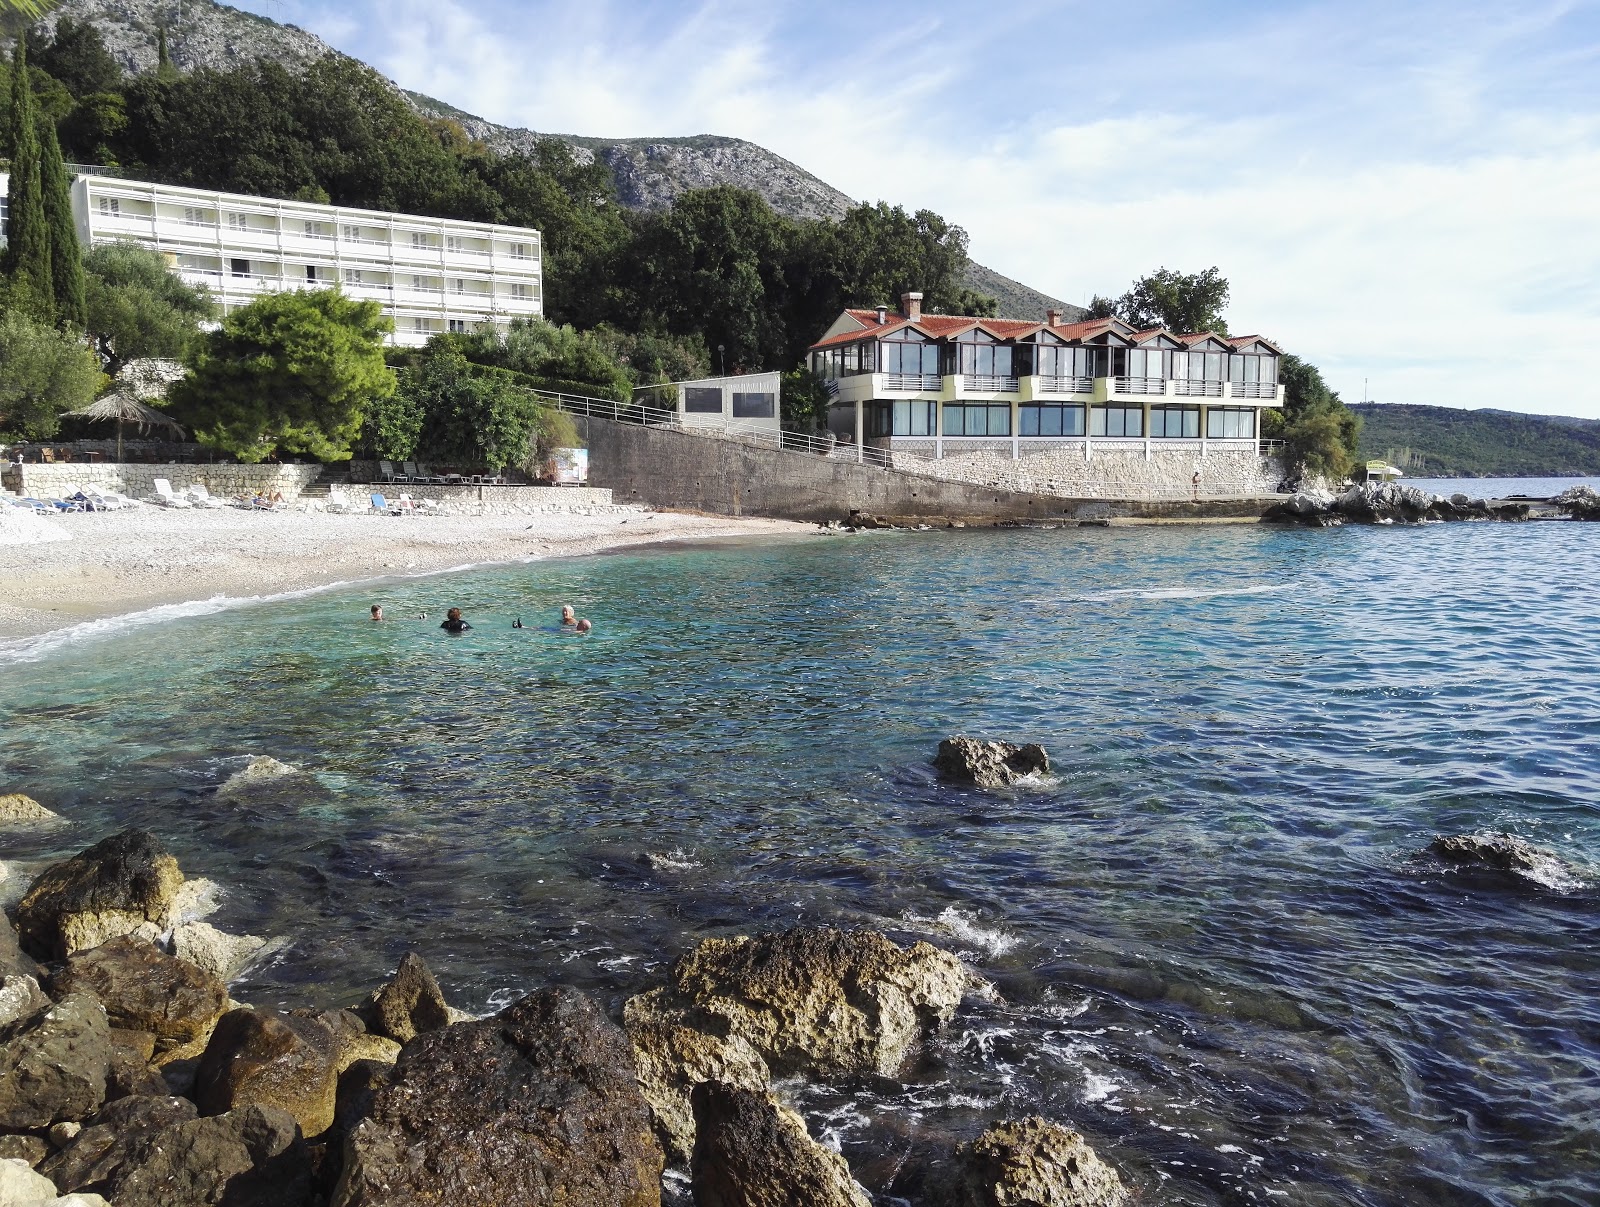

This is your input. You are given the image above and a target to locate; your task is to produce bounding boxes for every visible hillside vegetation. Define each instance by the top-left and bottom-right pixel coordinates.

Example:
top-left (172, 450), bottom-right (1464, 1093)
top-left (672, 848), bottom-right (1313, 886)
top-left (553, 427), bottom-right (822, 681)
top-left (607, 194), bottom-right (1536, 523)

top-left (1352, 403), bottom-right (1600, 477)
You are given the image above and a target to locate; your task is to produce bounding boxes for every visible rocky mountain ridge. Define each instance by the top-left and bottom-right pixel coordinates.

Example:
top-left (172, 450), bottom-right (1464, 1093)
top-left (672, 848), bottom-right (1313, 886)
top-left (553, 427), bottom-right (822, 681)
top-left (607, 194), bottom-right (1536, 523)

top-left (29, 0), bottom-right (1081, 320)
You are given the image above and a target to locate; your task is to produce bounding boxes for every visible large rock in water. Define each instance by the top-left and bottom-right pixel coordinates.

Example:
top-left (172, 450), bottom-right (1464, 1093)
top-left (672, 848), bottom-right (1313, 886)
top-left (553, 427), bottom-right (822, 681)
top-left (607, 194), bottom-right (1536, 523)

top-left (631, 928), bottom-right (973, 1083)
top-left (958, 1117), bottom-right (1130, 1207)
top-left (0, 794), bottom-right (58, 823)
top-left (49, 936), bottom-right (228, 1050)
top-left (1333, 481), bottom-right (1435, 523)
top-left (354, 952), bottom-right (451, 1044)
top-left (690, 1082), bottom-right (871, 1207)
top-left (194, 1009), bottom-right (343, 1139)
top-left (934, 738), bottom-right (1050, 789)
top-left (1553, 484), bottom-right (1600, 520)
top-left (331, 986), bottom-right (662, 1207)
top-left (14, 831), bottom-right (185, 960)
top-left (0, 993), bottom-right (111, 1129)
top-left (1429, 833), bottom-right (1580, 887)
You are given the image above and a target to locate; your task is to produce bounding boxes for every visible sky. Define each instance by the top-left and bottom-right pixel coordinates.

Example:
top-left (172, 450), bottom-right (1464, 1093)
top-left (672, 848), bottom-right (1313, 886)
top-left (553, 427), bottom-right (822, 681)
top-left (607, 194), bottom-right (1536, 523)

top-left (230, 0), bottom-right (1600, 417)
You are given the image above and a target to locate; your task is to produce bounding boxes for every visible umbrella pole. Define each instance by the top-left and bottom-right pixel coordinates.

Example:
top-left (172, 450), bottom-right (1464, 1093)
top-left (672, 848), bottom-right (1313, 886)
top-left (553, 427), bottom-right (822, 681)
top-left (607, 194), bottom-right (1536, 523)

top-left (116, 418), bottom-right (123, 464)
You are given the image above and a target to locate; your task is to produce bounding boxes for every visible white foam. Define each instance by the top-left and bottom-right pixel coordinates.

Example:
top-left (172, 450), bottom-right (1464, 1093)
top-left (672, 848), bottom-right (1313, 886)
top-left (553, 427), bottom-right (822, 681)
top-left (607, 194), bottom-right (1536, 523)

top-left (1083, 1072), bottom-right (1122, 1102)
top-left (1515, 852), bottom-right (1590, 893)
top-left (644, 849), bottom-right (702, 872)
top-left (903, 906), bottom-right (1020, 958)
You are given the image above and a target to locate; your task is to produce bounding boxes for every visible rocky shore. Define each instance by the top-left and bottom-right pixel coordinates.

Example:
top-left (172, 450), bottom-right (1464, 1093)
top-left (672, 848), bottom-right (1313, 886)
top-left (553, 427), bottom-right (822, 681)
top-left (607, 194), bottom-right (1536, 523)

top-left (0, 814), bottom-right (1133, 1207)
top-left (1262, 480), bottom-right (1600, 526)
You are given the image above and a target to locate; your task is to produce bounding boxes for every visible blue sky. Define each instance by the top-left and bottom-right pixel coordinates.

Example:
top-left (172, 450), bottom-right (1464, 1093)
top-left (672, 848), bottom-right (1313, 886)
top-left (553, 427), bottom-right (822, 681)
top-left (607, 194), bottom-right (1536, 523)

top-left (233, 0), bottom-right (1600, 417)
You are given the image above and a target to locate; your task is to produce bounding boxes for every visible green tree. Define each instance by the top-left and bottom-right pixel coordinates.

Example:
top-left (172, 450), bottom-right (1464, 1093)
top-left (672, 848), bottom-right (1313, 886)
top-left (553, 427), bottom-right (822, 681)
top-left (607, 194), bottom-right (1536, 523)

top-left (155, 26), bottom-right (179, 82)
top-left (83, 242), bottom-right (217, 375)
top-left (3, 39), bottom-right (52, 319)
top-left (588, 325), bottom-right (709, 386)
top-left (0, 308), bottom-right (102, 439)
top-left (1114, 266), bottom-right (1230, 334)
top-left (831, 202), bottom-right (974, 317)
top-left (27, 16), bottom-right (121, 97)
top-left (1275, 353), bottom-right (1361, 480)
top-left (59, 90), bottom-right (126, 163)
top-left (356, 385), bottom-right (425, 462)
top-left (401, 350), bottom-right (544, 470)
top-left (39, 116), bottom-right (85, 326)
top-left (169, 290), bottom-right (394, 462)
top-left (780, 365), bottom-right (831, 432)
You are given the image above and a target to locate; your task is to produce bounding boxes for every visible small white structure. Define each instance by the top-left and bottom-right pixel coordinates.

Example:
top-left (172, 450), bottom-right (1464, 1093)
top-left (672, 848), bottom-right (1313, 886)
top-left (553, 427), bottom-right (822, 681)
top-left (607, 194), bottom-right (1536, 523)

top-left (670, 372), bottom-right (781, 437)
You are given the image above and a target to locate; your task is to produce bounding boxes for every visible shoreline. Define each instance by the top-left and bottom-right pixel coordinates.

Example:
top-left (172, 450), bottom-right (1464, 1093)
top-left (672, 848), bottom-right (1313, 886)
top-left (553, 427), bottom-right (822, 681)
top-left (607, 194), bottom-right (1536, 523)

top-left (0, 504), bottom-right (814, 643)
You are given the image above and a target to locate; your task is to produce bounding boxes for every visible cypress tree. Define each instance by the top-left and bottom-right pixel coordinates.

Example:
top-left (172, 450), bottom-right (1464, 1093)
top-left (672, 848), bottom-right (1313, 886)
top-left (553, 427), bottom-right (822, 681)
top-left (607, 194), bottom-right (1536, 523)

top-left (155, 25), bottom-right (179, 81)
top-left (3, 39), bottom-right (52, 318)
top-left (39, 117), bottom-right (85, 327)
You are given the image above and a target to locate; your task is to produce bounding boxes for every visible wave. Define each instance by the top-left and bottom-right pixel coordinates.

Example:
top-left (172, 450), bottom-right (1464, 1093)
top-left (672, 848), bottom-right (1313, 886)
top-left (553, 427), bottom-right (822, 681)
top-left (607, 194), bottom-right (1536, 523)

top-left (1020, 583), bottom-right (1293, 605)
top-left (902, 906), bottom-right (1021, 958)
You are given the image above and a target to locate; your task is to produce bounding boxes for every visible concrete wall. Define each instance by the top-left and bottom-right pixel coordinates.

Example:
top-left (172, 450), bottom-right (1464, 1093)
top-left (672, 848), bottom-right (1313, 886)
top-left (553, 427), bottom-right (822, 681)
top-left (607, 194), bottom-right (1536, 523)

top-left (354, 484), bottom-right (616, 514)
top-left (884, 443), bottom-right (1280, 499)
top-left (3, 462), bottom-right (323, 501)
top-left (574, 416), bottom-right (1273, 524)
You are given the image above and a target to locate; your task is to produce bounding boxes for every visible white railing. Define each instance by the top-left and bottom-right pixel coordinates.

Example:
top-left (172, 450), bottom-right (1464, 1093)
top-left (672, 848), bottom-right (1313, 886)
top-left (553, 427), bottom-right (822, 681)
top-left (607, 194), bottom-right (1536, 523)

top-left (1113, 376), bottom-right (1166, 395)
top-left (1037, 375), bottom-right (1094, 394)
top-left (1175, 379), bottom-right (1224, 397)
top-left (884, 373), bottom-right (941, 391)
top-left (963, 374), bottom-right (1020, 393)
top-left (1229, 381), bottom-right (1278, 398)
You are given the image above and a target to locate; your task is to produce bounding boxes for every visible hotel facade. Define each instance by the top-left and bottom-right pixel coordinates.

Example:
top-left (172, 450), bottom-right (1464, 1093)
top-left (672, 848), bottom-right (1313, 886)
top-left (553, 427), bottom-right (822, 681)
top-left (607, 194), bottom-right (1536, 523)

top-left (810, 294), bottom-right (1285, 469)
top-left (0, 172), bottom-right (543, 347)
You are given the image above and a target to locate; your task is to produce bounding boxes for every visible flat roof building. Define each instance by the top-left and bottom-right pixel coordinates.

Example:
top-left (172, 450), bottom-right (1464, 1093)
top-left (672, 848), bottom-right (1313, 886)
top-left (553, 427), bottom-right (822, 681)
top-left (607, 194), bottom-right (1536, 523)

top-left (0, 171), bottom-right (542, 347)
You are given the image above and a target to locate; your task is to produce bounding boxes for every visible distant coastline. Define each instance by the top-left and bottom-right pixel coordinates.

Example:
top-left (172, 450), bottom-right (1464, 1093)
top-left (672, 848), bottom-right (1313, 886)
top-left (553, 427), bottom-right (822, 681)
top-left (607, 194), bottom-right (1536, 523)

top-left (1353, 403), bottom-right (1600, 478)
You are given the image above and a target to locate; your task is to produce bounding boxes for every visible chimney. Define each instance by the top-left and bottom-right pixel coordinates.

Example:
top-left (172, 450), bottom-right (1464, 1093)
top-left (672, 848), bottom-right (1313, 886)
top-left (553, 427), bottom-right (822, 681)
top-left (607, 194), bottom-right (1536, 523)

top-left (875, 305), bottom-right (888, 325)
top-left (1046, 308), bottom-right (1063, 327)
top-left (902, 292), bottom-right (924, 321)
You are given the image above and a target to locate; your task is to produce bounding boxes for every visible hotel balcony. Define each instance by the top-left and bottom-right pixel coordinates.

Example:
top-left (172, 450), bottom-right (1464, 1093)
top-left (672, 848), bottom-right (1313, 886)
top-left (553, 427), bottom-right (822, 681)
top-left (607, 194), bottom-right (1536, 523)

top-left (828, 372), bottom-right (1284, 408)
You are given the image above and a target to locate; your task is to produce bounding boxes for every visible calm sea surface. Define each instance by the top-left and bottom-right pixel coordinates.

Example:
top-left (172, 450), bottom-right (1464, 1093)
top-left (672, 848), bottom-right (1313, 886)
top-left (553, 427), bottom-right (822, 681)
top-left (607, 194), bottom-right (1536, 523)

top-left (2, 513), bottom-right (1597, 1205)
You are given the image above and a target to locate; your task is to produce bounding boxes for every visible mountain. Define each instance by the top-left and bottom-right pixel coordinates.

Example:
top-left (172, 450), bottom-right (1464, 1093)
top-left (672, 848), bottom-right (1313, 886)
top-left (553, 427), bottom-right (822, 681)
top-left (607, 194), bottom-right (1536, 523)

top-left (1352, 403), bottom-right (1600, 478)
top-left (32, 0), bottom-right (1081, 321)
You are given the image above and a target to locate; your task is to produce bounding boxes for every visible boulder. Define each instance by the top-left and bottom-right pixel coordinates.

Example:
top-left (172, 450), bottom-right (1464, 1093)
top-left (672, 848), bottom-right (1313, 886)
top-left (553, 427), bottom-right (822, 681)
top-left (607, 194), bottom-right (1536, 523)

top-left (623, 995), bottom-right (771, 1163)
top-left (1429, 832), bottom-right (1579, 886)
top-left (0, 1157), bottom-right (70, 1205)
top-left (194, 1010), bottom-right (341, 1139)
top-left (0, 1135), bottom-right (48, 1167)
top-left (640, 927), bottom-right (974, 1081)
top-left (101, 1103), bottom-right (311, 1207)
top-left (0, 795), bottom-right (57, 824)
top-left (0, 917), bottom-right (41, 985)
top-left (353, 952), bottom-right (450, 1044)
top-left (958, 1117), bottom-right (1129, 1207)
top-left (0, 977), bottom-right (50, 1030)
top-left (49, 937), bottom-right (228, 1050)
top-left (331, 986), bottom-right (662, 1207)
top-left (302, 1010), bottom-right (400, 1074)
top-left (15, 832), bottom-right (184, 961)
top-left (41, 1094), bottom-right (198, 1196)
top-left (215, 757), bottom-right (304, 798)
top-left (690, 1082), bottom-right (870, 1207)
top-left (1334, 482), bottom-right (1435, 523)
top-left (1553, 484), bottom-right (1600, 520)
top-left (170, 923), bottom-right (269, 985)
top-left (0, 994), bottom-right (110, 1130)
top-left (934, 738), bottom-right (1050, 789)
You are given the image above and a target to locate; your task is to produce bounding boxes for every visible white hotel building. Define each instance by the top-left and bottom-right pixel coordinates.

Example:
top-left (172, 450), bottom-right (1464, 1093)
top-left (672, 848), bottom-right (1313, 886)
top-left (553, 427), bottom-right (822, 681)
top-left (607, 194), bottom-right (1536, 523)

top-left (0, 171), bottom-right (543, 347)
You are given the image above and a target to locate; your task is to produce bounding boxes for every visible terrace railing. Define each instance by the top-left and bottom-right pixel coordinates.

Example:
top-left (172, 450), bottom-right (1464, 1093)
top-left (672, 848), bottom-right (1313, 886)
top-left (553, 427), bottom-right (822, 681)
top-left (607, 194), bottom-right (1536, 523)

top-left (1175, 379), bottom-right (1225, 397)
top-left (963, 374), bottom-right (1020, 393)
top-left (884, 373), bottom-right (942, 392)
top-left (1038, 375), bottom-right (1094, 395)
top-left (1113, 376), bottom-right (1167, 395)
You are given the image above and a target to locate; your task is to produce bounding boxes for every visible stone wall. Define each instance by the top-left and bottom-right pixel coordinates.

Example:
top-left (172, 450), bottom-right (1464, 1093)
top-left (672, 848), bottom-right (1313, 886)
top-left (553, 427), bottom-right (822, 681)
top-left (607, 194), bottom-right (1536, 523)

top-left (354, 485), bottom-right (617, 514)
top-left (3, 462), bottom-right (324, 501)
top-left (882, 443), bottom-right (1282, 499)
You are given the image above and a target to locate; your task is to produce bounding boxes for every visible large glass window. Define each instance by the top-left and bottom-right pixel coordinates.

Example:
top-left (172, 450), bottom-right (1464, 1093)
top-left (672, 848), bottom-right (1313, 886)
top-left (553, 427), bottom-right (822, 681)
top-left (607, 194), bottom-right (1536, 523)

top-left (1129, 348), bottom-right (1165, 378)
top-left (894, 400), bottom-right (935, 435)
top-left (882, 339), bottom-right (938, 375)
top-left (958, 343), bottom-right (1015, 377)
top-left (1228, 355), bottom-right (1278, 385)
top-left (1206, 407), bottom-right (1257, 439)
top-left (1019, 404), bottom-right (1086, 437)
top-left (684, 387), bottom-right (722, 413)
top-left (1150, 406), bottom-right (1201, 438)
top-left (1035, 346), bottom-right (1096, 378)
top-left (732, 392), bottom-right (775, 419)
top-left (1090, 405), bottom-right (1144, 437)
top-left (943, 403), bottom-right (1012, 436)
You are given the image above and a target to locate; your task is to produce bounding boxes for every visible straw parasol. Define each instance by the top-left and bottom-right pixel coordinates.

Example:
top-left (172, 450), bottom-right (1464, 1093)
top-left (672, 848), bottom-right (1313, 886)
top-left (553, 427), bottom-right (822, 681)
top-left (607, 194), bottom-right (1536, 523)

top-left (65, 394), bottom-right (186, 462)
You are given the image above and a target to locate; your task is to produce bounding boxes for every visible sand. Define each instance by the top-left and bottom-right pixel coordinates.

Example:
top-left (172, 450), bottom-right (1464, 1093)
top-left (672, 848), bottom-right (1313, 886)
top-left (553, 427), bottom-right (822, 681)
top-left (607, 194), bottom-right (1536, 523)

top-left (0, 501), bottom-right (812, 640)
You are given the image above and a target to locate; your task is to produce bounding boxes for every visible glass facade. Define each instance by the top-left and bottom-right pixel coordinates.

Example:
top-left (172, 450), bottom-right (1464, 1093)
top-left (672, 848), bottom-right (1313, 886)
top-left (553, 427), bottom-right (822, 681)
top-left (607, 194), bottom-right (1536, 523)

top-left (684, 387), bottom-right (722, 413)
top-left (943, 403), bottom-right (1012, 436)
top-left (959, 343), bottom-right (1014, 377)
top-left (866, 400), bottom-right (936, 437)
top-left (1035, 345), bottom-right (1097, 378)
top-left (731, 392), bottom-right (776, 419)
top-left (1206, 407), bottom-right (1257, 438)
top-left (1019, 404), bottom-right (1086, 437)
top-left (1150, 406), bottom-right (1201, 438)
top-left (882, 338), bottom-right (938, 375)
top-left (1090, 405), bottom-right (1144, 437)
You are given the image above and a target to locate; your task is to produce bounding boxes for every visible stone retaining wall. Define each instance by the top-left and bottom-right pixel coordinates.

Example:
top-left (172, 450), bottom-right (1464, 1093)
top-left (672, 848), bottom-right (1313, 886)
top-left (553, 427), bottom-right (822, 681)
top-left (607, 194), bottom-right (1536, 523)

top-left (885, 445), bottom-right (1282, 499)
top-left (354, 485), bottom-right (616, 514)
top-left (3, 462), bottom-right (324, 501)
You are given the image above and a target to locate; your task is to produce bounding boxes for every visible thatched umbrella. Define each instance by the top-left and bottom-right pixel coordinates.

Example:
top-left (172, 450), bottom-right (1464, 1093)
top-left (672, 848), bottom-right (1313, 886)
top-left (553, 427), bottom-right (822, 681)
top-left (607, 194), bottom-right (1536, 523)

top-left (65, 394), bottom-right (186, 463)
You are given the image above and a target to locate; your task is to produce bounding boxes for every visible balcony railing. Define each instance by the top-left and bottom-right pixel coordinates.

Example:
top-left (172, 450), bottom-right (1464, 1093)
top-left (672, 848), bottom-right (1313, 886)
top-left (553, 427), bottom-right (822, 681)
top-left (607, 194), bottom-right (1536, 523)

top-left (1113, 376), bottom-right (1166, 395)
top-left (1230, 381), bottom-right (1279, 398)
top-left (1174, 379), bottom-right (1224, 397)
top-left (884, 373), bottom-right (941, 391)
top-left (1037, 375), bottom-right (1094, 394)
top-left (963, 374), bottom-right (1020, 393)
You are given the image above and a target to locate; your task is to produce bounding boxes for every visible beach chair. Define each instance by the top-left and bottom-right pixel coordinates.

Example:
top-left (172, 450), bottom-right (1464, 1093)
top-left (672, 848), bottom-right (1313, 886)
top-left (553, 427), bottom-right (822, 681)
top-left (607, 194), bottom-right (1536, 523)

top-left (185, 484), bottom-right (228, 509)
top-left (15, 498), bottom-right (55, 515)
top-left (151, 478), bottom-right (193, 508)
top-left (370, 492), bottom-right (400, 515)
top-left (379, 461), bottom-right (407, 484)
top-left (402, 462), bottom-right (428, 484)
top-left (82, 488), bottom-right (125, 511)
top-left (325, 486), bottom-right (354, 514)
top-left (394, 492), bottom-right (422, 516)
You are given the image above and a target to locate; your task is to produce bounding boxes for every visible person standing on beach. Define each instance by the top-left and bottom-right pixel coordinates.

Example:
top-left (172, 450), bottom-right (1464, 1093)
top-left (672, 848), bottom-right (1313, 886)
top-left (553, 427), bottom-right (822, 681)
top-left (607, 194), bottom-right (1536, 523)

top-left (440, 607), bottom-right (472, 633)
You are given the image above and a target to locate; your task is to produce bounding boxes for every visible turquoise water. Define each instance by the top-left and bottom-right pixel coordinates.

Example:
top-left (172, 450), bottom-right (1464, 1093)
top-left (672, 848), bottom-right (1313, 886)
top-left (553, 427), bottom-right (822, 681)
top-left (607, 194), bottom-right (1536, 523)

top-left (2, 521), bottom-right (1598, 1205)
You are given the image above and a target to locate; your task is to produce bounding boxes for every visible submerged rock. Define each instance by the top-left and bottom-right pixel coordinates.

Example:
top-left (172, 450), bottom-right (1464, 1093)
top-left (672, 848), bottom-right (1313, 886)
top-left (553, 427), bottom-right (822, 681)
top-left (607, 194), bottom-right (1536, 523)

top-left (935, 738), bottom-right (1051, 789)
top-left (15, 831), bottom-right (185, 961)
top-left (215, 756), bottom-right (305, 798)
top-left (1553, 484), bottom-right (1600, 520)
top-left (0, 794), bottom-right (58, 824)
top-left (171, 922), bottom-right (271, 985)
top-left (958, 1117), bottom-right (1130, 1207)
top-left (690, 1082), bottom-right (871, 1207)
top-left (354, 952), bottom-right (450, 1044)
top-left (1429, 832), bottom-right (1583, 888)
top-left (0, 993), bottom-right (111, 1130)
top-left (50, 937), bottom-right (228, 1051)
top-left (332, 986), bottom-right (661, 1207)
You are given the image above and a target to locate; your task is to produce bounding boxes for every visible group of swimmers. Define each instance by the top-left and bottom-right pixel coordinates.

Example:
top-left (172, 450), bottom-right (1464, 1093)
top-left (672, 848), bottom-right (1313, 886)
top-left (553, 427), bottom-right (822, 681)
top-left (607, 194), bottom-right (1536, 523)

top-left (367, 603), bottom-right (592, 635)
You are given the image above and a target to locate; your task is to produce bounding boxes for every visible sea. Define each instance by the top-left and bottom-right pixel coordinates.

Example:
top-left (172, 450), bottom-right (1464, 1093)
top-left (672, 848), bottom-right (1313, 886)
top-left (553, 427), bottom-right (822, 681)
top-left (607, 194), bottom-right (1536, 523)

top-left (2, 479), bottom-right (1597, 1206)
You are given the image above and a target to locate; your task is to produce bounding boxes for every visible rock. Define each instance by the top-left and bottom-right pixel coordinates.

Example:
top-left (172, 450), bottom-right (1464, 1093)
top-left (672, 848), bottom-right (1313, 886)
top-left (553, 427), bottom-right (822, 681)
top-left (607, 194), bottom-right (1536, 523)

top-left (0, 1135), bottom-right (47, 1168)
top-left (1429, 833), bottom-right (1580, 887)
top-left (958, 1117), bottom-right (1130, 1207)
top-left (0, 1157), bottom-right (61, 1205)
top-left (0, 977), bottom-right (50, 1030)
top-left (1334, 481), bottom-right (1435, 523)
top-left (303, 1010), bottom-right (399, 1073)
top-left (165, 879), bottom-right (222, 927)
top-left (640, 927), bottom-right (974, 1081)
top-left (1553, 484), bottom-right (1600, 520)
top-left (48, 1122), bottom-right (82, 1147)
top-left (103, 1103), bottom-right (311, 1207)
top-left (194, 1009), bottom-right (341, 1139)
top-left (170, 923), bottom-right (269, 984)
top-left (0, 795), bottom-right (57, 824)
top-left (42, 1094), bottom-right (198, 1196)
top-left (0, 917), bottom-right (41, 986)
top-left (49, 937), bottom-right (228, 1050)
top-left (690, 1082), bottom-right (870, 1207)
top-left (332, 986), bottom-right (662, 1207)
top-left (15, 831), bottom-right (185, 960)
top-left (354, 952), bottom-right (450, 1044)
top-left (623, 995), bottom-right (771, 1164)
top-left (329, 1059), bottom-right (392, 1145)
top-left (215, 756), bottom-right (304, 798)
top-left (934, 737), bottom-right (1050, 789)
top-left (0, 994), bottom-right (110, 1130)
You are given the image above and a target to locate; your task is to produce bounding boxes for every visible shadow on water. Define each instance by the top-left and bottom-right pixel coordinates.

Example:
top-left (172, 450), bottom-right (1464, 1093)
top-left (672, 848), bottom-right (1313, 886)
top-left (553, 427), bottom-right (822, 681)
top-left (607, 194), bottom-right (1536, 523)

top-left (3, 522), bottom-right (1599, 1204)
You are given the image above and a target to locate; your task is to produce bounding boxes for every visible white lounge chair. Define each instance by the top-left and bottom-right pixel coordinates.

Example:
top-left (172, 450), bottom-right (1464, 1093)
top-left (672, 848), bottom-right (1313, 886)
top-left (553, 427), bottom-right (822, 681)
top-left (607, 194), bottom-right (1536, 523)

top-left (185, 484), bottom-right (227, 509)
top-left (84, 488), bottom-right (128, 511)
top-left (325, 487), bottom-right (355, 514)
top-left (151, 478), bottom-right (193, 508)
top-left (394, 492), bottom-right (421, 516)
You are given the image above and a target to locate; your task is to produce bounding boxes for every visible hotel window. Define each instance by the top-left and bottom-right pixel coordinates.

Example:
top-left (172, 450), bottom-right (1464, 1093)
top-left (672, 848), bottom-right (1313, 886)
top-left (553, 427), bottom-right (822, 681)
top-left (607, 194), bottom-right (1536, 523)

top-left (411, 232), bottom-right (431, 250)
top-left (508, 242), bottom-right (530, 260)
top-left (229, 258), bottom-right (250, 278)
top-left (1035, 345), bottom-right (1094, 379)
top-left (732, 392), bottom-right (776, 419)
top-left (227, 212), bottom-right (249, 231)
top-left (304, 221), bottom-right (329, 239)
top-left (451, 278), bottom-right (468, 294)
top-left (1128, 348), bottom-right (1165, 379)
top-left (882, 339), bottom-right (938, 376)
top-left (1149, 406), bottom-right (1201, 438)
top-left (1090, 405), bottom-right (1143, 437)
top-left (411, 318), bottom-right (429, 334)
top-left (305, 266), bottom-right (320, 283)
top-left (342, 225), bottom-right (359, 241)
top-left (841, 342), bottom-right (874, 374)
top-left (942, 403), bottom-right (1012, 437)
top-left (343, 268), bottom-right (361, 286)
top-left (508, 282), bottom-right (532, 301)
top-left (183, 206), bottom-right (207, 226)
top-left (1206, 407), bottom-right (1257, 439)
top-left (447, 319), bottom-right (467, 334)
top-left (1019, 404), bottom-right (1086, 437)
top-left (684, 387), bottom-right (722, 413)
top-left (1229, 354), bottom-right (1277, 385)
top-left (896, 400), bottom-right (935, 435)
top-left (446, 235), bottom-right (465, 254)
top-left (97, 196), bottom-right (120, 217)
top-left (958, 342), bottom-right (1014, 377)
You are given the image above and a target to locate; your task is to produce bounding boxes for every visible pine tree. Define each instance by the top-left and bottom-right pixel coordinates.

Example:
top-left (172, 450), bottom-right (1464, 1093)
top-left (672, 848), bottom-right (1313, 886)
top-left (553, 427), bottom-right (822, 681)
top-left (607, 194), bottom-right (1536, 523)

top-left (3, 39), bottom-right (52, 319)
top-left (39, 118), bottom-right (85, 327)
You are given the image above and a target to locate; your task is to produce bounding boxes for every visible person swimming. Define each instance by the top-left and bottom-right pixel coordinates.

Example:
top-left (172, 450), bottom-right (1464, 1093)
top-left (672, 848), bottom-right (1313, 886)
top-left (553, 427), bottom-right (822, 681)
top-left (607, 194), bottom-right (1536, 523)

top-left (440, 607), bottom-right (472, 634)
top-left (370, 605), bottom-right (384, 621)
top-left (512, 617), bottom-right (524, 629)
top-left (560, 604), bottom-right (577, 628)
top-left (575, 618), bottom-right (592, 635)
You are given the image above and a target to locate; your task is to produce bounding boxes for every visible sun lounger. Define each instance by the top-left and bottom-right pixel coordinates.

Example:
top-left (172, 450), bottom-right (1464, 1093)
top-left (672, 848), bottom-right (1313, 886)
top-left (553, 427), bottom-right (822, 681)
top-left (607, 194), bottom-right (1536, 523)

top-left (83, 489), bottom-right (128, 511)
top-left (151, 478), bottom-right (194, 508)
top-left (370, 492), bottom-right (400, 515)
top-left (14, 498), bottom-right (55, 516)
top-left (185, 484), bottom-right (228, 509)
top-left (379, 461), bottom-right (407, 484)
top-left (325, 487), bottom-right (355, 514)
